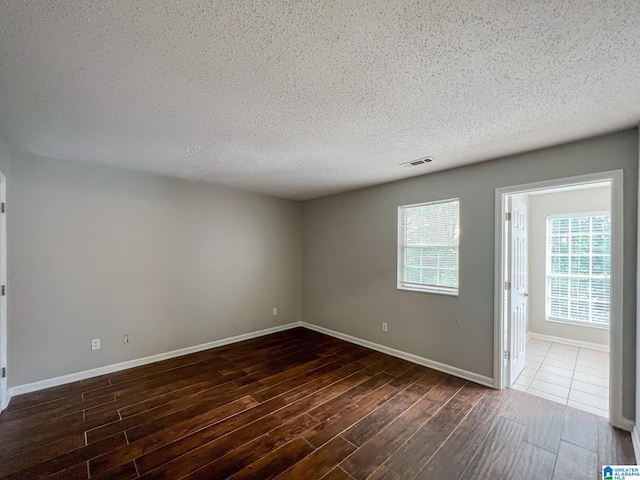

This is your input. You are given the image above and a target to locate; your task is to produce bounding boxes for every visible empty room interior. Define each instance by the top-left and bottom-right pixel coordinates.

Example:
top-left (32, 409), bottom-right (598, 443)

top-left (0, 1), bottom-right (639, 479)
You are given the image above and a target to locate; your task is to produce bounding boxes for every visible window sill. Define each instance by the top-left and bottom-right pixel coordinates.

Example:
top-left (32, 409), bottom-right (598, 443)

top-left (545, 317), bottom-right (610, 330)
top-left (397, 285), bottom-right (458, 296)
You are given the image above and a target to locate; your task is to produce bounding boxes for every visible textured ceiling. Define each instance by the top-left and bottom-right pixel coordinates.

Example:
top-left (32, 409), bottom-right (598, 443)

top-left (0, 1), bottom-right (639, 200)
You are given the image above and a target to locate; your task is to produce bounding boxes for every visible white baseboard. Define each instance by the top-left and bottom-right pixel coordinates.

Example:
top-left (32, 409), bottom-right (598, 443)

top-left (528, 332), bottom-right (609, 352)
top-left (6, 321), bottom-right (511, 403)
top-left (301, 322), bottom-right (495, 388)
top-left (8, 322), bottom-right (303, 399)
top-left (633, 426), bottom-right (640, 464)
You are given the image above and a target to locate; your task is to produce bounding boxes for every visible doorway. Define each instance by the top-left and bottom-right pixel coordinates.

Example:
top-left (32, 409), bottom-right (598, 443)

top-left (494, 170), bottom-right (623, 428)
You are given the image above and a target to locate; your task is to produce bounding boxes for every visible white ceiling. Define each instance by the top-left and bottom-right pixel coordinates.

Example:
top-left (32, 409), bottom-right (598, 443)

top-left (0, 1), bottom-right (639, 200)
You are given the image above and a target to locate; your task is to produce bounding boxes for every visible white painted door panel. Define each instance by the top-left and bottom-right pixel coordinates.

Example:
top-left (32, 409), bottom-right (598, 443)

top-left (508, 196), bottom-right (528, 385)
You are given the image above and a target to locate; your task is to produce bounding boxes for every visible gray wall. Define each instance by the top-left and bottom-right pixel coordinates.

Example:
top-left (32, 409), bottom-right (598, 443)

top-left (5, 148), bottom-right (302, 386)
top-left (528, 186), bottom-right (610, 346)
top-left (303, 129), bottom-right (637, 421)
top-left (636, 122), bottom-right (640, 441)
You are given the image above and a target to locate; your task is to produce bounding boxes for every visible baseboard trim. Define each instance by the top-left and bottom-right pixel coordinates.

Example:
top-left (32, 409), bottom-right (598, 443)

top-left (301, 322), bottom-right (495, 388)
top-left (632, 426), bottom-right (640, 464)
top-left (8, 322), bottom-right (303, 398)
top-left (528, 332), bottom-right (609, 352)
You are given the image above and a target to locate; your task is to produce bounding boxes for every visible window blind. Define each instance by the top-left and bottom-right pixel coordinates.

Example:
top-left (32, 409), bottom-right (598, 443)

top-left (399, 199), bottom-right (459, 294)
top-left (546, 214), bottom-right (610, 326)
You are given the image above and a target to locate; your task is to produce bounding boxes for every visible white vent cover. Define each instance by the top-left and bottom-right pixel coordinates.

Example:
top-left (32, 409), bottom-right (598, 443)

top-left (400, 157), bottom-right (435, 168)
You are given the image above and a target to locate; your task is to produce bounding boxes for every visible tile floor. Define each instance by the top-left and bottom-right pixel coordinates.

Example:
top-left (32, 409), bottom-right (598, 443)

top-left (511, 338), bottom-right (609, 418)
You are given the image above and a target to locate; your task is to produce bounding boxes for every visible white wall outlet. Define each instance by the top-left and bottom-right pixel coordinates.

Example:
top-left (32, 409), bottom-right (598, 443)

top-left (272, 308), bottom-right (278, 316)
top-left (382, 322), bottom-right (388, 332)
top-left (91, 339), bottom-right (100, 350)
top-left (123, 334), bottom-right (130, 344)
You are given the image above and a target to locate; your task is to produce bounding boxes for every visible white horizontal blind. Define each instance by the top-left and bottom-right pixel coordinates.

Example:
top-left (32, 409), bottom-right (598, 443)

top-left (546, 214), bottom-right (610, 326)
top-left (399, 199), bottom-right (459, 294)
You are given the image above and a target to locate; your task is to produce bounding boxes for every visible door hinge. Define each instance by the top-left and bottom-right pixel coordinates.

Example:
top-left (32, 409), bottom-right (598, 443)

top-left (505, 212), bottom-right (511, 221)
top-left (1, 367), bottom-right (5, 378)
top-left (1, 285), bottom-right (5, 296)
top-left (504, 351), bottom-right (510, 360)
top-left (504, 281), bottom-right (511, 290)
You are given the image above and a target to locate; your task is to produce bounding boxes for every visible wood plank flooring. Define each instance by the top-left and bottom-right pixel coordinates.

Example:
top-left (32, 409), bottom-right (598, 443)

top-left (0, 327), bottom-right (634, 479)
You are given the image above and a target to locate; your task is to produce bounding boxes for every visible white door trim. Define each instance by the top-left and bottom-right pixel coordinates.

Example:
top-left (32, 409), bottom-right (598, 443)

top-left (0, 171), bottom-right (6, 411)
top-left (494, 170), bottom-right (624, 429)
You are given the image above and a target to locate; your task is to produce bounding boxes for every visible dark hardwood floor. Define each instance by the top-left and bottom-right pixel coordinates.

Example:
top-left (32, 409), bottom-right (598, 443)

top-left (0, 327), bottom-right (634, 479)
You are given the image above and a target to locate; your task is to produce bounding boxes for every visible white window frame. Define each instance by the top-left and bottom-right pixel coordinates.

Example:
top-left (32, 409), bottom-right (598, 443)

top-left (545, 211), bottom-right (610, 329)
top-left (397, 198), bottom-right (459, 296)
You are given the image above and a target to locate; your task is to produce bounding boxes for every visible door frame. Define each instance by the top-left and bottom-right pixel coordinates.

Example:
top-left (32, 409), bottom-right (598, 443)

top-left (494, 170), bottom-right (624, 429)
top-left (0, 171), bottom-right (6, 411)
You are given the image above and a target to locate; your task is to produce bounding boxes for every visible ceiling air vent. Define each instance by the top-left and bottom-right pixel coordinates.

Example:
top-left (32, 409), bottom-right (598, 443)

top-left (400, 157), bottom-right (435, 168)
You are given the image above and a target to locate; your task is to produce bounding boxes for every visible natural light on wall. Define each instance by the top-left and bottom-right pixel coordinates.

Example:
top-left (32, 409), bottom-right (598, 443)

top-left (398, 198), bottom-right (459, 295)
top-left (545, 213), bottom-right (610, 327)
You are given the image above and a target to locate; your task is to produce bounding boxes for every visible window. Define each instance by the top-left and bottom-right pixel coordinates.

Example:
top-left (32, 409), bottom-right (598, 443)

top-left (546, 213), bottom-right (610, 327)
top-left (398, 198), bottom-right (459, 295)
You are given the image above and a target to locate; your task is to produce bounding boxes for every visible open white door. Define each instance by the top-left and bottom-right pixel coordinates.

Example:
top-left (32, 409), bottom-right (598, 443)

top-left (0, 173), bottom-right (6, 411)
top-left (507, 194), bottom-right (528, 385)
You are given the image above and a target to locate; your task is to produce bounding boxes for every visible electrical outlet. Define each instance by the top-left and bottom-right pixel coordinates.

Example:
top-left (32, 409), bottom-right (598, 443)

top-left (272, 308), bottom-right (278, 316)
top-left (382, 322), bottom-right (388, 332)
top-left (123, 334), bottom-right (130, 344)
top-left (91, 339), bottom-right (100, 350)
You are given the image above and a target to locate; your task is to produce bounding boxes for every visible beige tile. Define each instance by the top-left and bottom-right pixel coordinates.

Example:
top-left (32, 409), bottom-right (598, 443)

top-left (573, 371), bottom-right (608, 388)
top-left (529, 379), bottom-right (570, 399)
top-left (510, 384), bottom-right (528, 392)
top-left (526, 387), bottom-right (568, 405)
top-left (542, 357), bottom-right (576, 370)
top-left (571, 380), bottom-right (608, 399)
top-left (546, 351), bottom-right (577, 362)
top-left (525, 360), bottom-right (541, 370)
top-left (568, 400), bottom-right (608, 418)
top-left (522, 367), bottom-right (539, 378)
top-left (527, 347), bottom-right (550, 357)
top-left (549, 343), bottom-right (579, 354)
top-left (577, 348), bottom-right (609, 362)
top-left (527, 343), bottom-right (550, 354)
top-left (525, 345), bottom-right (549, 356)
top-left (575, 357), bottom-right (609, 370)
top-left (569, 389), bottom-right (608, 410)
top-left (577, 355), bottom-right (608, 364)
top-left (539, 364), bottom-right (574, 379)
top-left (527, 353), bottom-right (546, 363)
top-left (549, 343), bottom-right (579, 353)
top-left (575, 364), bottom-right (609, 379)
top-left (515, 375), bottom-right (534, 388)
top-left (534, 371), bottom-right (572, 388)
